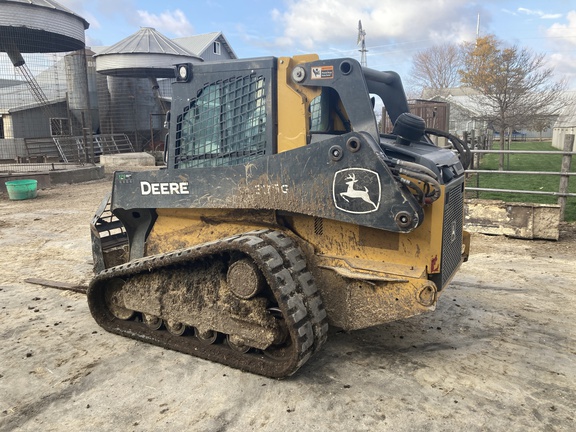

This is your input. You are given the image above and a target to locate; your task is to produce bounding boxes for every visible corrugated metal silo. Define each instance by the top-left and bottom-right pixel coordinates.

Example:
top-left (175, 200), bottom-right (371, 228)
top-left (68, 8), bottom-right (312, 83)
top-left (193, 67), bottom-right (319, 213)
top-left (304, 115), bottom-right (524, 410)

top-left (94, 28), bottom-right (202, 150)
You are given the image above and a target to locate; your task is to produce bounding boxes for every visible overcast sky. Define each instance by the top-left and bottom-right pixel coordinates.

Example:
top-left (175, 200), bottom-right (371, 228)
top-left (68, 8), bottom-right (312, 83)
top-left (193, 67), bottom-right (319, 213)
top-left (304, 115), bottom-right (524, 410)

top-left (59, 0), bottom-right (576, 88)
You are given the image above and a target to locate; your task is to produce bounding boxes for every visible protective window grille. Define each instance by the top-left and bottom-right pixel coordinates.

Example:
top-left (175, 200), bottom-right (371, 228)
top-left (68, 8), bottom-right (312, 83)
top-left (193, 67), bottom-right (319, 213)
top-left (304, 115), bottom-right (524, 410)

top-left (310, 96), bottom-right (323, 131)
top-left (176, 74), bottom-right (267, 168)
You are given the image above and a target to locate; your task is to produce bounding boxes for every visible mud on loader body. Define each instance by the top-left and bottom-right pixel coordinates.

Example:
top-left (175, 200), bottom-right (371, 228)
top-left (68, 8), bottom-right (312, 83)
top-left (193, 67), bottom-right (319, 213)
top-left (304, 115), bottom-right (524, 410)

top-left (88, 55), bottom-right (470, 378)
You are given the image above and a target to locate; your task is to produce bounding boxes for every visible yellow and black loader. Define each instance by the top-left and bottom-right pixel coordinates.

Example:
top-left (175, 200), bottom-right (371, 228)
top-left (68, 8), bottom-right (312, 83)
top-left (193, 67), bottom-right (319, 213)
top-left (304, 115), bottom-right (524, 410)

top-left (88, 54), bottom-right (470, 378)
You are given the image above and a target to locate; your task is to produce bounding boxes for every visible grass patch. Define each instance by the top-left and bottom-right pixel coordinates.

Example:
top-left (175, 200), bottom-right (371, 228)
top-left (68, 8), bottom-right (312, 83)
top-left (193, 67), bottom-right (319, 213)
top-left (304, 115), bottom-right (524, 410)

top-left (466, 141), bottom-right (576, 221)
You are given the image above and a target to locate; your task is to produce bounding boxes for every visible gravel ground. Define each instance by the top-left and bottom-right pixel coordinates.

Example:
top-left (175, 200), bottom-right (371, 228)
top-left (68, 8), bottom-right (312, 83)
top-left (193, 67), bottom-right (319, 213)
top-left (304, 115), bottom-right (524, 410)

top-left (1, 179), bottom-right (575, 431)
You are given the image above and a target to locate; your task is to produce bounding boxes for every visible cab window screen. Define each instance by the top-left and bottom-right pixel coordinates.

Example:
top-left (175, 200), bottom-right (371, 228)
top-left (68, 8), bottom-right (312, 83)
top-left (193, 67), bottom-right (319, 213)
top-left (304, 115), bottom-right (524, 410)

top-left (175, 74), bottom-right (267, 168)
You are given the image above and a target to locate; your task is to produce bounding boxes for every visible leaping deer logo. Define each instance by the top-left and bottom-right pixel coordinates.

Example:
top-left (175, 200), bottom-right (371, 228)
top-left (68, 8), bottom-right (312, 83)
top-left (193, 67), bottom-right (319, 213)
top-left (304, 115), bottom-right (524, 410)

top-left (340, 173), bottom-right (377, 209)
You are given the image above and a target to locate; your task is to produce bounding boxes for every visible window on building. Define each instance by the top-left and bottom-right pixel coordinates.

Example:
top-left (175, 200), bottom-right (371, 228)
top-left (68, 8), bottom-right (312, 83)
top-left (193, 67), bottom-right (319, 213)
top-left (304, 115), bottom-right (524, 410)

top-left (0, 116), bottom-right (4, 139)
top-left (213, 41), bottom-right (221, 55)
top-left (50, 118), bottom-right (70, 136)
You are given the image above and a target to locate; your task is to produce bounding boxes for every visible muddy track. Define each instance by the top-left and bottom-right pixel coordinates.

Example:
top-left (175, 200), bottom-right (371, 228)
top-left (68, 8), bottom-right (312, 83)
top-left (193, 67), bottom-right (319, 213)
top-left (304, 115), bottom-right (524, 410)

top-left (88, 229), bottom-right (328, 378)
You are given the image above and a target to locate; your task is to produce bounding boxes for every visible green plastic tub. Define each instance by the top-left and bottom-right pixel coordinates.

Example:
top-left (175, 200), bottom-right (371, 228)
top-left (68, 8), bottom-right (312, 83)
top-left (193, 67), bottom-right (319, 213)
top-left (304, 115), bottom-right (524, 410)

top-left (5, 179), bottom-right (38, 200)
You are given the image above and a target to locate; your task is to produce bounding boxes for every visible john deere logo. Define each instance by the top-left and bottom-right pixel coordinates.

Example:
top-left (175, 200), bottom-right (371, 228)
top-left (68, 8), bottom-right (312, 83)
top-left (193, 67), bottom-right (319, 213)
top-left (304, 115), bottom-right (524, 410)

top-left (450, 220), bottom-right (458, 244)
top-left (333, 168), bottom-right (381, 214)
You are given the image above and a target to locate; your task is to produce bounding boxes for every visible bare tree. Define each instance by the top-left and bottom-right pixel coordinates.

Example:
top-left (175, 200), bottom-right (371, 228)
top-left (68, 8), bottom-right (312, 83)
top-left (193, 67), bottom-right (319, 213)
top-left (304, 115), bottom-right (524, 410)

top-left (409, 43), bottom-right (463, 93)
top-left (528, 116), bottom-right (555, 142)
top-left (460, 35), bottom-right (567, 169)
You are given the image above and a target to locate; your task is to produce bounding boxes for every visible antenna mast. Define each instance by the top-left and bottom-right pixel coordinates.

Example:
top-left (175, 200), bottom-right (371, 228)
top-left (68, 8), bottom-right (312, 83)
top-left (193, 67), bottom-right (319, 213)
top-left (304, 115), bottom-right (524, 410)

top-left (476, 13), bottom-right (480, 39)
top-left (357, 20), bottom-right (367, 67)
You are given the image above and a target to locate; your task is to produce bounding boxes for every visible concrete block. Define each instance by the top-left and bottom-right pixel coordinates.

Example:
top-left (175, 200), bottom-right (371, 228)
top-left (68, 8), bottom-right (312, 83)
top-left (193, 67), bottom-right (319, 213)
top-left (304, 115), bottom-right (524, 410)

top-left (465, 199), bottom-right (560, 240)
top-left (100, 153), bottom-right (156, 174)
top-left (50, 165), bottom-right (104, 184)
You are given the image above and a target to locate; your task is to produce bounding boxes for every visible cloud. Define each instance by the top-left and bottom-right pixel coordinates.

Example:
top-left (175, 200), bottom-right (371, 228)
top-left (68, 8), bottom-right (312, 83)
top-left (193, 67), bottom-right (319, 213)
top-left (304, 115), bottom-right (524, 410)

top-left (501, 9), bottom-right (517, 16)
top-left (547, 53), bottom-right (576, 87)
top-left (85, 35), bottom-right (103, 48)
top-left (270, 0), bottom-right (482, 57)
top-left (517, 7), bottom-right (562, 19)
top-left (546, 11), bottom-right (576, 46)
top-left (136, 9), bottom-right (194, 37)
top-left (545, 11), bottom-right (576, 85)
top-left (56, 0), bottom-right (139, 31)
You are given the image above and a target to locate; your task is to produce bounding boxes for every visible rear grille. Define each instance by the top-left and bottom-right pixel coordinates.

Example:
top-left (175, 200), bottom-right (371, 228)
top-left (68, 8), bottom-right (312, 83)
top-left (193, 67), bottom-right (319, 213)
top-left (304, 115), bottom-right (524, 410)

top-left (439, 177), bottom-right (464, 289)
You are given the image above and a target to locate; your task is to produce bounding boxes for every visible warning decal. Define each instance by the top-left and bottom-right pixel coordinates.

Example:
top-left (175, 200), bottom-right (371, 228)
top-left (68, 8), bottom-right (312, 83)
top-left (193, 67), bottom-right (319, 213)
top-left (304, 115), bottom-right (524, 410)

top-left (311, 65), bottom-right (334, 79)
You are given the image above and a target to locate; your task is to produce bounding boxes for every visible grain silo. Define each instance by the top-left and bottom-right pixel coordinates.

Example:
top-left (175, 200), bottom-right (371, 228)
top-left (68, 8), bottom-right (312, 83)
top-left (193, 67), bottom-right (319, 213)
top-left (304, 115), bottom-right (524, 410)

top-left (94, 27), bottom-right (202, 150)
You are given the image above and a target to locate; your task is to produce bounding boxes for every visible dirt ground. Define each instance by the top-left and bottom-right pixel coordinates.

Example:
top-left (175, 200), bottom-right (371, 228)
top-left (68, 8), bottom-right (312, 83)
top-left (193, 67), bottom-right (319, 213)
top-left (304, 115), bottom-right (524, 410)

top-left (1, 179), bottom-right (575, 432)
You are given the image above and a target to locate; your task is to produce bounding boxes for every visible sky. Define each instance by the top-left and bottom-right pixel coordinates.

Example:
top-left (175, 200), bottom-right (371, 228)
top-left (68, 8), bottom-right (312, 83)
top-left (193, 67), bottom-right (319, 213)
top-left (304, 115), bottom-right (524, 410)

top-left (58, 0), bottom-right (576, 90)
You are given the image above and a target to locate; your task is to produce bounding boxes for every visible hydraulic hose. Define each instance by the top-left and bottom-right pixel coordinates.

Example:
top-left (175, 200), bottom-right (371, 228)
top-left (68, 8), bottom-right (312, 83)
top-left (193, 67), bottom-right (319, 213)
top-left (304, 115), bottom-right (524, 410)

top-left (425, 128), bottom-right (472, 170)
top-left (396, 176), bottom-right (425, 205)
top-left (389, 165), bottom-right (442, 204)
top-left (388, 157), bottom-right (439, 180)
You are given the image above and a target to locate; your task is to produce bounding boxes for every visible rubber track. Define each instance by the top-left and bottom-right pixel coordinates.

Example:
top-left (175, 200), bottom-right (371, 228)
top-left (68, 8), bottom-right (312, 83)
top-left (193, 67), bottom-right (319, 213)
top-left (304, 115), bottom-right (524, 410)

top-left (87, 229), bottom-right (328, 378)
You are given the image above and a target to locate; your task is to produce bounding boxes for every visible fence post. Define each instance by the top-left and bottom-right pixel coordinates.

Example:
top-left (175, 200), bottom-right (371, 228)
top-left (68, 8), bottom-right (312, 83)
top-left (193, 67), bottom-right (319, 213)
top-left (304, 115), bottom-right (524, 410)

top-left (558, 134), bottom-right (574, 221)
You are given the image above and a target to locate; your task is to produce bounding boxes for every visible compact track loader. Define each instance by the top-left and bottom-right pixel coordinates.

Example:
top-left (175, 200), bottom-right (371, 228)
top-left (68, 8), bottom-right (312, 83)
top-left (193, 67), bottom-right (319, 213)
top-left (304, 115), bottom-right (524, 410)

top-left (89, 54), bottom-right (470, 378)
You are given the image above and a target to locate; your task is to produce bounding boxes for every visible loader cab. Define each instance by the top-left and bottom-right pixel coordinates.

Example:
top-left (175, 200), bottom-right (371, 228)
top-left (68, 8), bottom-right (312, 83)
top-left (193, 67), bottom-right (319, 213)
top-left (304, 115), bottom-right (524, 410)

top-left (167, 56), bottom-right (420, 170)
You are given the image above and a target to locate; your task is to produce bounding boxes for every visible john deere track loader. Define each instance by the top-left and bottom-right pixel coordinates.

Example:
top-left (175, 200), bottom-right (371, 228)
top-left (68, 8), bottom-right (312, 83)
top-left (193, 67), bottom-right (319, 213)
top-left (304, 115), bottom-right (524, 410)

top-left (88, 54), bottom-right (470, 378)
